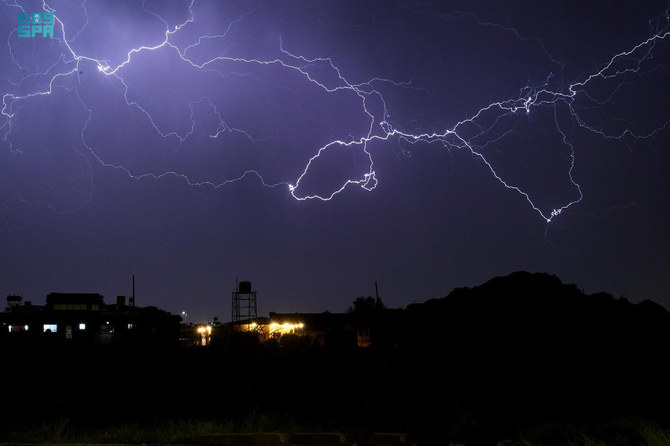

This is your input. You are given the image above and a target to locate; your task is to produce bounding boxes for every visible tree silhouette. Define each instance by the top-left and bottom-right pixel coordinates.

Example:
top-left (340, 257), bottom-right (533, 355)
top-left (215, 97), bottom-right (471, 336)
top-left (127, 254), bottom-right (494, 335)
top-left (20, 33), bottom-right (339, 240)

top-left (347, 296), bottom-right (385, 314)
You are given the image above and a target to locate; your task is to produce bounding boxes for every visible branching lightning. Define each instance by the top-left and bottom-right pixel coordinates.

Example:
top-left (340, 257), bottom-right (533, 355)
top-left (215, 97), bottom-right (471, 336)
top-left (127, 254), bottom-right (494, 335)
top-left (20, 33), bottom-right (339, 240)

top-left (1, 0), bottom-right (669, 223)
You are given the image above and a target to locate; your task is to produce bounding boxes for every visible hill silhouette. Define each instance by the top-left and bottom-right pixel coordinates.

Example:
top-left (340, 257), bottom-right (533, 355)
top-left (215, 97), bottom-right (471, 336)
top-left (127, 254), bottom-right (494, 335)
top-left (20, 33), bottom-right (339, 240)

top-left (403, 270), bottom-right (670, 350)
top-left (391, 271), bottom-right (670, 440)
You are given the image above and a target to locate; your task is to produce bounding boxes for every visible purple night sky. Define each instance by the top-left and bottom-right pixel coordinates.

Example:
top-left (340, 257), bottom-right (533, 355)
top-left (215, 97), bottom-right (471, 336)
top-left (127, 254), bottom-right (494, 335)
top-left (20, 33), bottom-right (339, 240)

top-left (1, 0), bottom-right (669, 323)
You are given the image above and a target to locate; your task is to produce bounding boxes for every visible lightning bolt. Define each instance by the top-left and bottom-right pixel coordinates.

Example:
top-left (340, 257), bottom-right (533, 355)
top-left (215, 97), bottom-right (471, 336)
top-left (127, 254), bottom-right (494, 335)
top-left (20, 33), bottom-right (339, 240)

top-left (1, 1), bottom-right (669, 224)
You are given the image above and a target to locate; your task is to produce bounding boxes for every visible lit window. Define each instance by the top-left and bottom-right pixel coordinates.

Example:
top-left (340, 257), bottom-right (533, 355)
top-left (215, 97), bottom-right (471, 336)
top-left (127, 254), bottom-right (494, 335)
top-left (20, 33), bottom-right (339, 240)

top-left (127, 323), bottom-right (133, 329)
top-left (43, 324), bottom-right (57, 333)
top-left (79, 323), bottom-right (86, 330)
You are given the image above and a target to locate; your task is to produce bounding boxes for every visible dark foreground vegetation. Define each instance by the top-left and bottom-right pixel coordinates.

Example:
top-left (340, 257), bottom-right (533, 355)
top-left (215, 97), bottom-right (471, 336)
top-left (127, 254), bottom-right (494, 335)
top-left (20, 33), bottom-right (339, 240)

top-left (2, 271), bottom-right (670, 445)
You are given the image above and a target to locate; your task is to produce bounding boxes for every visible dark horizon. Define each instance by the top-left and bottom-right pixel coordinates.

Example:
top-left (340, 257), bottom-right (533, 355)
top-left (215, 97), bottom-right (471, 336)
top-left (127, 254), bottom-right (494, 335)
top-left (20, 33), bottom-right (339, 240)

top-left (4, 269), bottom-right (668, 324)
top-left (3, 269), bottom-right (670, 445)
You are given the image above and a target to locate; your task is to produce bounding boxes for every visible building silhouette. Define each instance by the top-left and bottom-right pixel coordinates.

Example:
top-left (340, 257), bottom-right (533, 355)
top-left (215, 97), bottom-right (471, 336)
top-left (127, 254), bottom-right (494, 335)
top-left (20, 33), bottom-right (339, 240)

top-left (1, 292), bottom-right (180, 346)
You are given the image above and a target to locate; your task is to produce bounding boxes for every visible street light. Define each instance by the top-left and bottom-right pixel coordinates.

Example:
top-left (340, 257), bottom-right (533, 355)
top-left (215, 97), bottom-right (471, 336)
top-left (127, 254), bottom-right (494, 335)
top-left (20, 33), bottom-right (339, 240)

top-left (181, 311), bottom-right (188, 324)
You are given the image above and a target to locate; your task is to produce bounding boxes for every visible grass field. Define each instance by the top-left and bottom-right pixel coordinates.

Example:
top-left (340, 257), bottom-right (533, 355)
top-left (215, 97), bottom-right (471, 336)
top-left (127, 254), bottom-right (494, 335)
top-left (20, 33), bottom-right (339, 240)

top-left (2, 416), bottom-right (670, 445)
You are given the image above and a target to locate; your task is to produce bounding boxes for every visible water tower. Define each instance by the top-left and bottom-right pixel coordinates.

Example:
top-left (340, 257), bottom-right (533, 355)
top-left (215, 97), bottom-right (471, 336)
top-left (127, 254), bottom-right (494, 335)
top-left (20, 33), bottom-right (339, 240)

top-left (232, 280), bottom-right (257, 329)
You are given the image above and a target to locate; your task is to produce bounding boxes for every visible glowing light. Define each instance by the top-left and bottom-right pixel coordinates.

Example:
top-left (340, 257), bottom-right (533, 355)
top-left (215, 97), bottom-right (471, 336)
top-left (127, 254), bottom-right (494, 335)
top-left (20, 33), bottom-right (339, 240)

top-left (195, 324), bottom-right (212, 346)
top-left (268, 321), bottom-right (304, 335)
